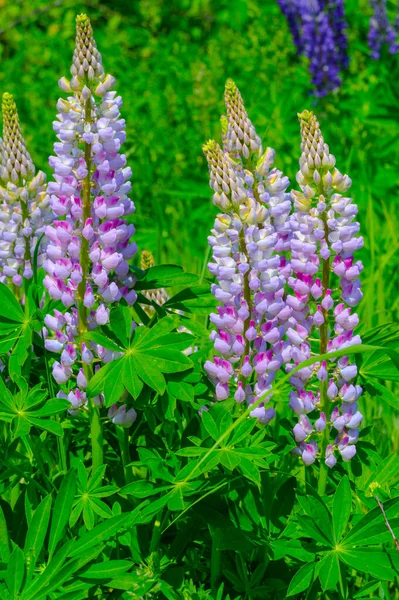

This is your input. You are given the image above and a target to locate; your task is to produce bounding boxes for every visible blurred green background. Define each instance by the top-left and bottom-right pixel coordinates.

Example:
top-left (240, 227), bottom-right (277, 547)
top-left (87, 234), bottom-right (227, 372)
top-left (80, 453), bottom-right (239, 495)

top-left (1, 0), bottom-right (399, 450)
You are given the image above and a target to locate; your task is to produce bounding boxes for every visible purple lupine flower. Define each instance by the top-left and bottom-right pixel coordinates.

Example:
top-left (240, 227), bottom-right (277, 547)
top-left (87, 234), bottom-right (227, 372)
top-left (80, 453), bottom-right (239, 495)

top-left (277, 0), bottom-right (303, 53)
top-left (108, 403), bottom-right (137, 427)
top-left (44, 14), bottom-right (136, 390)
top-left (277, 0), bottom-right (349, 96)
top-left (327, 0), bottom-right (349, 69)
top-left (288, 110), bottom-right (363, 468)
top-left (301, 1), bottom-right (342, 97)
top-left (0, 93), bottom-right (50, 287)
top-left (203, 80), bottom-right (291, 424)
top-left (368, 0), bottom-right (399, 59)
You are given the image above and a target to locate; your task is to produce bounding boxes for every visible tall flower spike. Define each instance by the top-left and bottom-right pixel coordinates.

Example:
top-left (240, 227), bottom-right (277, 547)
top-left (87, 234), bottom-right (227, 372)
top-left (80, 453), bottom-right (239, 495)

top-left (277, 1), bottom-right (349, 97)
top-left (288, 110), bottom-right (363, 474)
top-left (368, 0), bottom-right (399, 60)
top-left (224, 80), bottom-right (262, 158)
top-left (44, 14), bottom-right (137, 411)
top-left (203, 84), bottom-right (291, 423)
top-left (0, 93), bottom-right (49, 288)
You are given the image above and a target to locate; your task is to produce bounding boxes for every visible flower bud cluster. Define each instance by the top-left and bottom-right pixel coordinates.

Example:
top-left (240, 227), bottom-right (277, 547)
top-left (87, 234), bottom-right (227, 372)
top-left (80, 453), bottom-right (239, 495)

top-left (204, 81), bottom-right (292, 425)
top-left (288, 110), bottom-right (363, 468)
top-left (0, 93), bottom-right (50, 286)
top-left (44, 15), bottom-right (137, 393)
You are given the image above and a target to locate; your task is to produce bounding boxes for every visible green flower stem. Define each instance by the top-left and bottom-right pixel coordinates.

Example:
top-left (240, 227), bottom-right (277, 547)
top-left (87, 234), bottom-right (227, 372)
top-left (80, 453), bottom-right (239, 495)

top-left (318, 216), bottom-right (331, 496)
top-left (210, 526), bottom-right (222, 594)
top-left (116, 427), bottom-right (133, 484)
top-left (77, 95), bottom-right (104, 471)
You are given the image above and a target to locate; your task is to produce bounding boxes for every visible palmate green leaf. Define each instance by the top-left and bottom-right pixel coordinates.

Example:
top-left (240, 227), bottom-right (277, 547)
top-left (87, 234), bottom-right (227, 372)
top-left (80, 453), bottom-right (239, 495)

top-left (77, 559), bottom-right (132, 580)
top-left (133, 264), bottom-right (199, 290)
top-left (21, 539), bottom-right (76, 600)
top-left (48, 469), bottom-right (77, 559)
top-left (25, 416), bottom-right (63, 437)
top-left (318, 553), bottom-right (339, 592)
top-left (286, 562), bottom-right (315, 596)
top-left (332, 476), bottom-right (352, 543)
top-left (110, 305), bottom-right (131, 346)
top-left (87, 316), bottom-right (193, 403)
top-left (0, 506), bottom-right (10, 563)
top-left (0, 282), bottom-right (24, 323)
top-left (353, 580), bottom-right (381, 598)
top-left (82, 502), bottom-right (95, 530)
top-left (68, 513), bottom-right (131, 558)
top-left (163, 284), bottom-right (217, 314)
top-left (300, 492), bottom-right (334, 545)
top-left (31, 545), bottom-right (102, 600)
top-left (201, 411), bottom-right (219, 441)
top-left (271, 539), bottom-right (314, 562)
top-left (298, 515), bottom-right (332, 546)
top-left (6, 546), bottom-right (25, 597)
top-left (338, 548), bottom-right (397, 580)
top-left (369, 379), bottom-right (399, 411)
top-left (87, 358), bottom-right (125, 406)
top-left (82, 329), bottom-right (125, 352)
top-left (342, 497), bottom-right (399, 547)
top-left (24, 494), bottom-right (52, 572)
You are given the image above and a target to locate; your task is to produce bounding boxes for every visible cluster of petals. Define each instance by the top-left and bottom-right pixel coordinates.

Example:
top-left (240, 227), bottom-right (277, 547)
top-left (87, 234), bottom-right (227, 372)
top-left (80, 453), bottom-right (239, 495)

top-left (288, 110), bottom-right (363, 468)
top-left (44, 15), bottom-right (137, 397)
top-left (0, 93), bottom-right (50, 286)
top-left (203, 81), bottom-right (292, 425)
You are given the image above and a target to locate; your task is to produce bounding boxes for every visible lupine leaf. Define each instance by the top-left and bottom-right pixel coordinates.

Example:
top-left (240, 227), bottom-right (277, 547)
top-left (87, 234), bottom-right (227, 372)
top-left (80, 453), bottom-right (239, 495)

top-left (133, 264), bottom-right (199, 290)
top-left (286, 563), bottom-right (314, 596)
top-left (77, 559), bottom-right (132, 579)
top-left (24, 494), bottom-right (52, 570)
top-left (48, 469), bottom-right (77, 559)
top-left (0, 282), bottom-right (25, 323)
top-left (332, 476), bottom-right (352, 543)
top-left (0, 506), bottom-right (10, 563)
top-left (318, 553), bottom-right (339, 591)
top-left (338, 548), bottom-right (397, 580)
top-left (68, 514), bottom-right (131, 557)
top-left (6, 546), bottom-right (25, 597)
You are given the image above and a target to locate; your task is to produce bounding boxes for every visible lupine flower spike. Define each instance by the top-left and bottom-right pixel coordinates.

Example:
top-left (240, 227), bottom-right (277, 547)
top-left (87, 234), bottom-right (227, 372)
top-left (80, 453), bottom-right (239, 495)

top-left (0, 93), bottom-right (50, 290)
top-left (277, 0), bottom-right (349, 97)
top-left (44, 14), bottom-right (137, 412)
top-left (203, 80), bottom-right (291, 425)
top-left (288, 110), bottom-right (363, 469)
top-left (368, 0), bottom-right (399, 60)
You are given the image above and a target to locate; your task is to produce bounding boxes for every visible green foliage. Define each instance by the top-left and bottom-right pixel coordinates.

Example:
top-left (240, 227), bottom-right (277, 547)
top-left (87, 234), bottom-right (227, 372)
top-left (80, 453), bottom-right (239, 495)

top-left (0, 1), bottom-right (399, 598)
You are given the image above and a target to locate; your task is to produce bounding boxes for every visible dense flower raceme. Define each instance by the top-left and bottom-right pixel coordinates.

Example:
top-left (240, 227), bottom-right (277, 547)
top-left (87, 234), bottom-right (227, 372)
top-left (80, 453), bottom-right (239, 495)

top-left (0, 93), bottom-right (50, 288)
top-left (43, 15), bottom-right (137, 420)
top-left (287, 110), bottom-right (363, 468)
top-left (368, 0), bottom-right (399, 59)
top-left (277, 0), bottom-right (348, 97)
top-left (203, 80), bottom-right (292, 425)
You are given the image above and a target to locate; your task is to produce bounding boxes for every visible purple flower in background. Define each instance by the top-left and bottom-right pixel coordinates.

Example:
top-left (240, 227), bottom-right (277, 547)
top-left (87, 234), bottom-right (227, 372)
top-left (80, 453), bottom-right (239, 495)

top-left (0, 93), bottom-right (50, 288)
top-left (276, 0), bottom-right (303, 53)
top-left (288, 110), bottom-right (363, 468)
top-left (368, 0), bottom-right (399, 59)
top-left (203, 80), bottom-right (291, 425)
top-left (277, 0), bottom-right (349, 97)
top-left (44, 14), bottom-right (136, 394)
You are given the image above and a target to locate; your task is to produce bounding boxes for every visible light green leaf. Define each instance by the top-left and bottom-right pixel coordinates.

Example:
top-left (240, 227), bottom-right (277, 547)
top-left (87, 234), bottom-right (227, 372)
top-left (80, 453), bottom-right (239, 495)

top-left (286, 563), bottom-right (314, 596)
